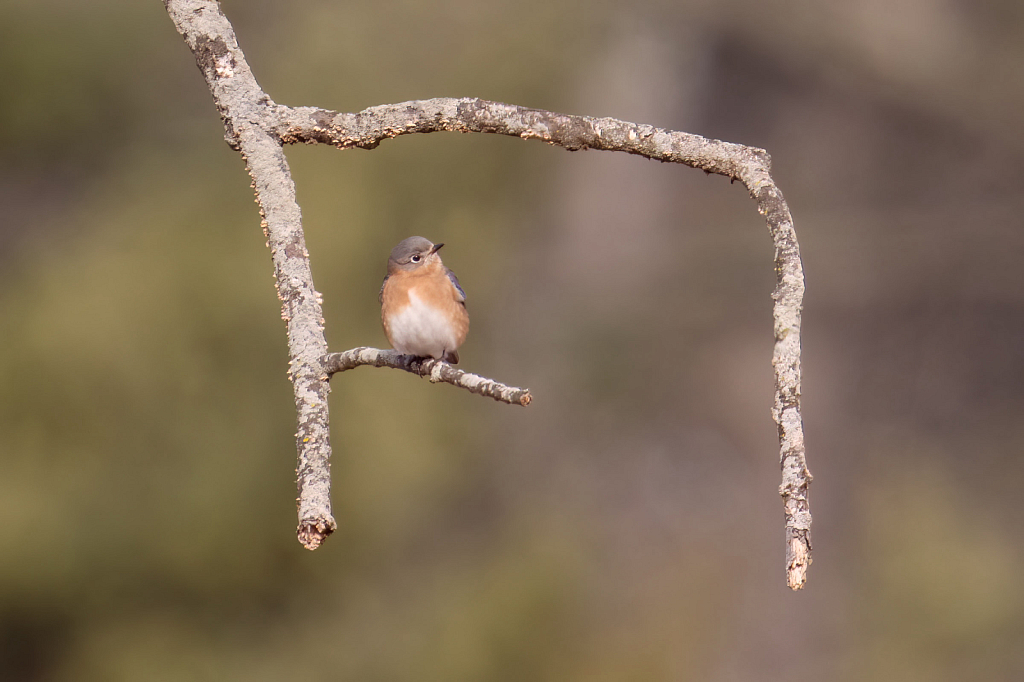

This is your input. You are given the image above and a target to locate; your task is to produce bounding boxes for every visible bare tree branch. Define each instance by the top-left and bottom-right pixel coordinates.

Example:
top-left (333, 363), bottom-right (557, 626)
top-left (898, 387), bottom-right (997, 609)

top-left (275, 99), bottom-right (760, 172)
top-left (165, 0), bottom-right (811, 587)
top-left (325, 348), bottom-right (532, 406)
top-left (164, 0), bottom-right (336, 550)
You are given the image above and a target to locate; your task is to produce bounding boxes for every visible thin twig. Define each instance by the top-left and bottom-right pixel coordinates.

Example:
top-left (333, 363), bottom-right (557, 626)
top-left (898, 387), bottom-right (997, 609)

top-left (325, 348), bottom-right (531, 407)
top-left (164, 0), bottom-right (811, 586)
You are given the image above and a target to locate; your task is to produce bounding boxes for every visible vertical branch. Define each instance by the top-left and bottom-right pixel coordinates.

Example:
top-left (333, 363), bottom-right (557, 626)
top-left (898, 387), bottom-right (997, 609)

top-left (164, 0), bottom-right (336, 548)
top-left (246, 129), bottom-right (337, 550)
top-left (744, 167), bottom-right (812, 590)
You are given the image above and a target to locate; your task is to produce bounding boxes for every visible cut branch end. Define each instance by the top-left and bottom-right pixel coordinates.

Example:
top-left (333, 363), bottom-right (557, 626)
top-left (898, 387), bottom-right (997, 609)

top-left (297, 516), bottom-right (337, 550)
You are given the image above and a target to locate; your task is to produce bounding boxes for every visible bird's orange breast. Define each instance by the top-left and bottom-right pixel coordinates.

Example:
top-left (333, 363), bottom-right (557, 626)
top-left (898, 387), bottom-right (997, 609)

top-left (381, 262), bottom-right (468, 352)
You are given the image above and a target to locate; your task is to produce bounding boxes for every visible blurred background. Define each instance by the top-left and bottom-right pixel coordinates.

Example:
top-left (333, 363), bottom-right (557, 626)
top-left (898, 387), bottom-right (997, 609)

top-left (2, 0), bottom-right (1023, 679)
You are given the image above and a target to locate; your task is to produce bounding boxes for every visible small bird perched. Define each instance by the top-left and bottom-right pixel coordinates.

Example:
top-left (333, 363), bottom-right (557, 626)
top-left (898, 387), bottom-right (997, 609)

top-left (380, 236), bottom-right (469, 364)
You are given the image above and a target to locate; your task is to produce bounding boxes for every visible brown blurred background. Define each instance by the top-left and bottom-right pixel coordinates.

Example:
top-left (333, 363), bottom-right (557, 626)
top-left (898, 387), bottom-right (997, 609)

top-left (2, 0), bottom-right (1023, 679)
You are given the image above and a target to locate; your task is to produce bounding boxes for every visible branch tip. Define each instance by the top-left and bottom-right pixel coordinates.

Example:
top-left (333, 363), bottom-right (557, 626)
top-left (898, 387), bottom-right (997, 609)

top-left (297, 517), bottom-right (337, 550)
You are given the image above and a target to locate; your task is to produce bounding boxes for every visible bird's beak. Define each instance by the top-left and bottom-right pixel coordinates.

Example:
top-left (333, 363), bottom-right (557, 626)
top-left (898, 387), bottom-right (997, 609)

top-left (430, 243), bottom-right (445, 254)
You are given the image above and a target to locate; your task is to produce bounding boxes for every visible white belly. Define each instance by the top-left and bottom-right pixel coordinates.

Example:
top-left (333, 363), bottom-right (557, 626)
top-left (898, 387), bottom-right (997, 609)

top-left (388, 290), bottom-right (458, 359)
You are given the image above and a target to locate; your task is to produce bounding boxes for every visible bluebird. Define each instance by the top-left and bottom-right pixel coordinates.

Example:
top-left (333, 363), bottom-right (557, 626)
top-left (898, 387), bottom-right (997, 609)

top-left (380, 236), bottom-right (469, 364)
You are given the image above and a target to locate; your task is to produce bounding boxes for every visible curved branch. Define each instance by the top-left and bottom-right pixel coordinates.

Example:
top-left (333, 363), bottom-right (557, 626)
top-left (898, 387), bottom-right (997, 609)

top-left (325, 348), bottom-right (532, 407)
top-left (165, 0), bottom-right (810, 586)
top-left (274, 98), bottom-right (764, 179)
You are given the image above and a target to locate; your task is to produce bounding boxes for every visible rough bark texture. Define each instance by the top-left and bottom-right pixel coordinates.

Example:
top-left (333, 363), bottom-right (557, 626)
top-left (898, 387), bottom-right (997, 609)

top-left (275, 99), bottom-right (763, 174)
top-left (164, 0), bottom-right (335, 549)
top-left (165, 0), bottom-right (811, 587)
top-left (325, 348), bottom-right (532, 406)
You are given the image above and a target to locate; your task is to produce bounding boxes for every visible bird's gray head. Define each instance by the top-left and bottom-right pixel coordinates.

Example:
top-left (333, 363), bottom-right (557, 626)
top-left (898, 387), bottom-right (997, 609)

top-left (388, 236), bottom-right (444, 273)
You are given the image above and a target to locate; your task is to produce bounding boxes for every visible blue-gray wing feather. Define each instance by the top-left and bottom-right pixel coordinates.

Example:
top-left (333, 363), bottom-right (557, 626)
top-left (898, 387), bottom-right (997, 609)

top-left (378, 274), bottom-right (389, 304)
top-left (446, 269), bottom-right (466, 303)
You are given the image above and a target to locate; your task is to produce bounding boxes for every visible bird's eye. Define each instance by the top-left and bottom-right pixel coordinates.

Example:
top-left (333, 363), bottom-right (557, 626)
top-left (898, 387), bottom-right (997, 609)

top-left (410, 255), bottom-right (422, 263)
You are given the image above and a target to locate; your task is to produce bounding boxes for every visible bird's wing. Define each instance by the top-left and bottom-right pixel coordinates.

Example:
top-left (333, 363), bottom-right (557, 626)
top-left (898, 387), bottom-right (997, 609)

top-left (378, 274), bottom-right (390, 304)
top-left (446, 269), bottom-right (466, 303)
